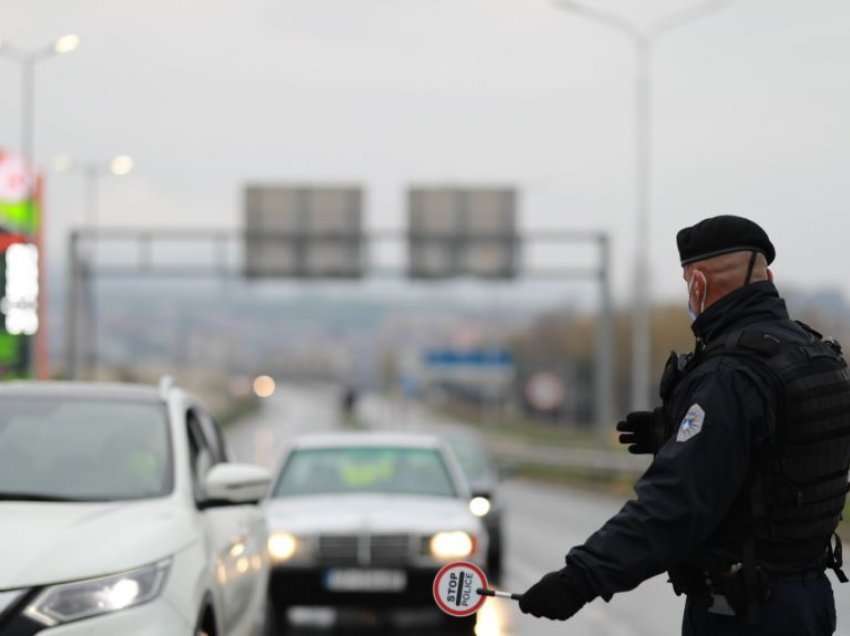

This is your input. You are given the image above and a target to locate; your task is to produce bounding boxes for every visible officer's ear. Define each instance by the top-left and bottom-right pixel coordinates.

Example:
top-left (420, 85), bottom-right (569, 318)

top-left (689, 268), bottom-right (708, 304)
top-left (767, 268), bottom-right (774, 283)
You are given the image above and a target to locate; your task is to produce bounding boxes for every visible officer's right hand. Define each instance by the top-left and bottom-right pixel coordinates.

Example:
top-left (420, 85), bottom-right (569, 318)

top-left (616, 408), bottom-right (668, 454)
top-left (518, 569), bottom-right (587, 621)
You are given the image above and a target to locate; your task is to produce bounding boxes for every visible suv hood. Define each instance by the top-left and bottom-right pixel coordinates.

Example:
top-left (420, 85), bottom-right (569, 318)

top-left (264, 493), bottom-right (481, 535)
top-left (0, 498), bottom-right (196, 589)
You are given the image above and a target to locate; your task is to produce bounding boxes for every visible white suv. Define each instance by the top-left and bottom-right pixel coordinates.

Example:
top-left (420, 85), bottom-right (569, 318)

top-left (0, 379), bottom-right (271, 636)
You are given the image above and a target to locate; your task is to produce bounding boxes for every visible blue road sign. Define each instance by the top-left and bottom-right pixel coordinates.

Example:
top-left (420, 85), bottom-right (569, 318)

top-left (423, 349), bottom-right (513, 368)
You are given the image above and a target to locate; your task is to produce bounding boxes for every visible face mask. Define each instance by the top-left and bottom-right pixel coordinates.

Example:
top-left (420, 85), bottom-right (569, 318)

top-left (687, 275), bottom-right (707, 323)
top-left (687, 301), bottom-right (699, 324)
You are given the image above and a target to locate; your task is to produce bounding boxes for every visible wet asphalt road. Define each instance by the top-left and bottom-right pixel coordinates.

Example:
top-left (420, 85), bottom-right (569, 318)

top-left (226, 384), bottom-right (848, 636)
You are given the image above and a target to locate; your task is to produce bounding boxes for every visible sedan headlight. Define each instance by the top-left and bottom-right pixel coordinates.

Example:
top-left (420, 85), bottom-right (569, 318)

top-left (430, 531), bottom-right (475, 560)
top-left (25, 560), bottom-right (171, 627)
top-left (268, 532), bottom-right (298, 562)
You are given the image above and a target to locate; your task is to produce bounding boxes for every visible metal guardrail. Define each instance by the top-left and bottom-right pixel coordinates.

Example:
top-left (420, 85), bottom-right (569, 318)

top-left (360, 396), bottom-right (650, 476)
top-left (484, 436), bottom-right (651, 474)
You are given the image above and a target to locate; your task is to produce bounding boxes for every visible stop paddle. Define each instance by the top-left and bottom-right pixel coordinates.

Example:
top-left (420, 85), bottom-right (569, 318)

top-left (432, 561), bottom-right (521, 618)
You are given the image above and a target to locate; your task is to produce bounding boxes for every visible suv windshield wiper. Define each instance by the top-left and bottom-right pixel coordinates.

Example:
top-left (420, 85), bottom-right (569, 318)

top-left (0, 492), bottom-right (108, 503)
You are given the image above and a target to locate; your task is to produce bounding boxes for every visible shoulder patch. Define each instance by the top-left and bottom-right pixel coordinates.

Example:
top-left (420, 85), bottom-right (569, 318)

top-left (676, 404), bottom-right (705, 442)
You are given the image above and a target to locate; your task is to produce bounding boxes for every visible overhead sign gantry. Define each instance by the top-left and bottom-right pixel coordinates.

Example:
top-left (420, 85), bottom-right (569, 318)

top-left (65, 181), bottom-right (614, 430)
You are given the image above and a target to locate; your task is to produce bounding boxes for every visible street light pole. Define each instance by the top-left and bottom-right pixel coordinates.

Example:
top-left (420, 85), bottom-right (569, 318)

top-left (552, 1), bottom-right (731, 411)
top-left (633, 36), bottom-right (653, 414)
top-left (84, 165), bottom-right (99, 228)
top-left (0, 34), bottom-right (80, 186)
top-left (21, 60), bottom-right (34, 182)
top-left (55, 155), bottom-right (134, 380)
top-left (55, 155), bottom-right (135, 228)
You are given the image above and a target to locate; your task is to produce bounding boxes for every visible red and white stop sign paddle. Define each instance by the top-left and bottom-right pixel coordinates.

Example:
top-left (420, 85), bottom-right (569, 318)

top-left (433, 562), bottom-right (522, 618)
top-left (433, 561), bottom-right (489, 617)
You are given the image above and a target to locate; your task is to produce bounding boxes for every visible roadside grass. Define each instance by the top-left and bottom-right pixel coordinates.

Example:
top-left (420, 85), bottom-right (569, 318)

top-left (512, 461), bottom-right (639, 498)
top-left (430, 401), bottom-right (640, 498)
top-left (439, 402), bottom-right (615, 450)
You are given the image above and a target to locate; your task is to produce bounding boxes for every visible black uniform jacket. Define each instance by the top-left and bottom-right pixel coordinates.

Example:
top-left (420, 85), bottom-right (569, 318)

top-left (567, 281), bottom-right (789, 601)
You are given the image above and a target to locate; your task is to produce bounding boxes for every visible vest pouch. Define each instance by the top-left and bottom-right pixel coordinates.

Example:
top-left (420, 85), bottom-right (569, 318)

top-left (707, 565), bottom-right (772, 623)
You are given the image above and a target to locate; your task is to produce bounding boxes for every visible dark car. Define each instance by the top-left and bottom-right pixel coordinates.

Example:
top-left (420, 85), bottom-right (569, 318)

top-left (443, 432), bottom-right (505, 581)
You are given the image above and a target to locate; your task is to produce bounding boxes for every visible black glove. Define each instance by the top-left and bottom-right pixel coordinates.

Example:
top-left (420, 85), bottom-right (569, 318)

top-left (616, 407), bottom-right (670, 455)
top-left (518, 567), bottom-right (590, 621)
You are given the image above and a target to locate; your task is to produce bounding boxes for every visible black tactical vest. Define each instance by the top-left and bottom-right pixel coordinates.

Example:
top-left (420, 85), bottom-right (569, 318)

top-left (666, 321), bottom-right (850, 574)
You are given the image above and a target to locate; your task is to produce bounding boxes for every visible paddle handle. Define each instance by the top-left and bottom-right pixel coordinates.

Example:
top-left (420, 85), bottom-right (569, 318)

top-left (477, 587), bottom-right (522, 601)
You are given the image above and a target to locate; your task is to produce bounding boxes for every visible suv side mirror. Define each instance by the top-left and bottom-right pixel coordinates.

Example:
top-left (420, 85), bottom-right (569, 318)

top-left (201, 463), bottom-right (271, 508)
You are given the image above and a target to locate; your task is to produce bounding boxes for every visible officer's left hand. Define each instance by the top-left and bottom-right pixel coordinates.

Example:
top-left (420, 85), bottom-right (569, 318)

top-left (616, 407), bottom-right (669, 454)
top-left (518, 569), bottom-right (587, 621)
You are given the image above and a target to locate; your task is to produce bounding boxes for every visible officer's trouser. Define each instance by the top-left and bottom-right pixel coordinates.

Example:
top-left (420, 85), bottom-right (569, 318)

top-left (682, 571), bottom-right (836, 636)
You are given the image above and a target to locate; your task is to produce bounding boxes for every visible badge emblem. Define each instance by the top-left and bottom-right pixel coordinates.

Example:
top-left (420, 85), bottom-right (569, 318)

top-left (676, 404), bottom-right (705, 442)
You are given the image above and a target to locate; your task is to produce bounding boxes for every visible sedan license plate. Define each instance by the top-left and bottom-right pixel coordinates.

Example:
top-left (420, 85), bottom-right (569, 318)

top-left (324, 569), bottom-right (407, 592)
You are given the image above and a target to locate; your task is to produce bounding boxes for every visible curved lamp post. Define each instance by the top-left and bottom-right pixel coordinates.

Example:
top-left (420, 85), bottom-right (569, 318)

top-left (55, 154), bottom-right (135, 227)
top-left (0, 34), bottom-right (80, 178)
top-left (551, 1), bottom-right (731, 410)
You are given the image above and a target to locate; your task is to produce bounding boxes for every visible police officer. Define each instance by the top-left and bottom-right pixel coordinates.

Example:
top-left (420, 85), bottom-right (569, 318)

top-left (518, 215), bottom-right (850, 635)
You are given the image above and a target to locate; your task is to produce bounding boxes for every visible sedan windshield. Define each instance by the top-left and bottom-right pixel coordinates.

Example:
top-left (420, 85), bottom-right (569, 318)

top-left (273, 447), bottom-right (457, 498)
top-left (447, 436), bottom-right (494, 483)
top-left (0, 398), bottom-right (172, 501)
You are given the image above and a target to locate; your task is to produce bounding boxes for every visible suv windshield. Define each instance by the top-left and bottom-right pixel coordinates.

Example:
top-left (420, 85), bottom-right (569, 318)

top-left (0, 398), bottom-right (172, 501)
top-left (273, 447), bottom-right (457, 498)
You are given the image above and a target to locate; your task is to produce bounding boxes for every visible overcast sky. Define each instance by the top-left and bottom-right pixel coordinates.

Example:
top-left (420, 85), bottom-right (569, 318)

top-left (1, 0), bottom-right (848, 305)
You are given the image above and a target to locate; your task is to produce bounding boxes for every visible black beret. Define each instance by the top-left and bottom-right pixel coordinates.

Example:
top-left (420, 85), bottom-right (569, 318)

top-left (677, 215), bottom-right (775, 266)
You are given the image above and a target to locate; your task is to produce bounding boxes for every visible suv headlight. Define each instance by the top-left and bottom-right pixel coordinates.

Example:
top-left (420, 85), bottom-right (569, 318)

top-left (267, 532), bottom-right (317, 565)
top-left (25, 560), bottom-right (171, 626)
top-left (430, 531), bottom-right (475, 560)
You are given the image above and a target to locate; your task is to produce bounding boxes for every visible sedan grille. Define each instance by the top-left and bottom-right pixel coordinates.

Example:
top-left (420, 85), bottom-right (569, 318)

top-left (317, 534), bottom-right (412, 566)
top-left (370, 534), bottom-right (411, 565)
top-left (318, 535), bottom-right (360, 565)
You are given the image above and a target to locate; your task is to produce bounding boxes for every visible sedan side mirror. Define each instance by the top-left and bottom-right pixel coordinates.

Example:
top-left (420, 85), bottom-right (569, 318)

top-left (201, 463), bottom-right (271, 508)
